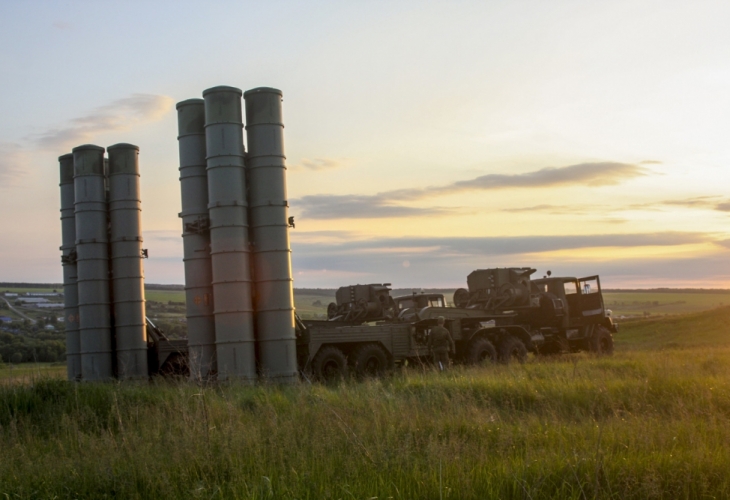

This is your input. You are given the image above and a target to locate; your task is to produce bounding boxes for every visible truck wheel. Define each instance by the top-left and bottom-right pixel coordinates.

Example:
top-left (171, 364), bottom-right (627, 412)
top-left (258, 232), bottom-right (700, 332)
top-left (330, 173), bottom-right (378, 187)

top-left (499, 336), bottom-right (527, 364)
top-left (312, 346), bottom-right (349, 381)
top-left (353, 343), bottom-right (392, 377)
top-left (466, 337), bottom-right (497, 365)
top-left (589, 327), bottom-right (614, 355)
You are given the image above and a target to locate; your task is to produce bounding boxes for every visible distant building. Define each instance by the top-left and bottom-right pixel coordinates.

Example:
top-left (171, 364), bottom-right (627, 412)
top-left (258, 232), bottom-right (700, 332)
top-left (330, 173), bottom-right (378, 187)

top-left (0, 316), bottom-right (12, 323)
top-left (25, 292), bottom-right (60, 297)
top-left (3, 293), bottom-right (18, 297)
top-left (36, 303), bottom-right (64, 309)
top-left (44, 324), bottom-right (56, 330)
top-left (18, 298), bottom-right (50, 304)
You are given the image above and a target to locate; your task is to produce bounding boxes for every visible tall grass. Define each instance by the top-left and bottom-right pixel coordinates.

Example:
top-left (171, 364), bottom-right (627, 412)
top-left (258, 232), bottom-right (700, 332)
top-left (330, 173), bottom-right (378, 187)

top-left (2, 348), bottom-right (730, 499)
top-left (2, 307), bottom-right (730, 498)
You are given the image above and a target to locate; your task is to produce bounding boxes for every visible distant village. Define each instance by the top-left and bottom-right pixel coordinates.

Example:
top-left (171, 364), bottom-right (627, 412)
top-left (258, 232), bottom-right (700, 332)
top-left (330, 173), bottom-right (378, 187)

top-left (0, 290), bottom-right (64, 329)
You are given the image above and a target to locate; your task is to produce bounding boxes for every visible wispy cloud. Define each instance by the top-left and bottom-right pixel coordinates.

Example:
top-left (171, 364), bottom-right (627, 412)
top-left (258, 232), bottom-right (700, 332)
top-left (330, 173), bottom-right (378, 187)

top-left (500, 195), bottom-right (730, 217)
top-left (290, 157), bottom-right (349, 171)
top-left (502, 204), bottom-right (591, 215)
top-left (293, 231), bottom-right (709, 257)
top-left (289, 231), bottom-right (718, 287)
top-left (32, 94), bottom-right (174, 150)
top-left (0, 142), bottom-right (28, 187)
top-left (428, 162), bottom-right (648, 195)
top-left (640, 160), bottom-right (663, 165)
top-left (654, 196), bottom-right (730, 213)
top-left (294, 194), bottom-right (456, 219)
top-left (52, 21), bottom-right (72, 30)
top-left (293, 162), bottom-right (648, 219)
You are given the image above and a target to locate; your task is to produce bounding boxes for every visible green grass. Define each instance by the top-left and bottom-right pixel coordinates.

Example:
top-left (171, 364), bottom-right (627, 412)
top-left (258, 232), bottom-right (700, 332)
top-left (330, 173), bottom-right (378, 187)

top-left (145, 289), bottom-right (186, 304)
top-left (603, 291), bottom-right (730, 317)
top-left (293, 291), bottom-right (336, 319)
top-left (0, 362), bottom-right (65, 383)
top-left (1, 307), bottom-right (730, 498)
top-left (615, 305), bottom-right (730, 351)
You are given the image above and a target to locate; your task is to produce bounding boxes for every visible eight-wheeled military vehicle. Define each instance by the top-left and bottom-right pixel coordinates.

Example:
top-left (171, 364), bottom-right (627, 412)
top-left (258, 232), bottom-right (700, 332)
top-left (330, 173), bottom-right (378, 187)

top-left (296, 268), bottom-right (617, 380)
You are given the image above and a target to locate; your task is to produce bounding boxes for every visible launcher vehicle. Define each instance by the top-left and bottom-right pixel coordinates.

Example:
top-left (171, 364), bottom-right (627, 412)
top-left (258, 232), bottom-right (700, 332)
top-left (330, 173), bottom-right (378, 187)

top-left (300, 269), bottom-right (617, 379)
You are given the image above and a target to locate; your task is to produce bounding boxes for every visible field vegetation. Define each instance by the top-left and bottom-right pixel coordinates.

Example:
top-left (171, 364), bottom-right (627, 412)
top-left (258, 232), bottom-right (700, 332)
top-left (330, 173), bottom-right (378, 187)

top-left (2, 306), bottom-right (730, 498)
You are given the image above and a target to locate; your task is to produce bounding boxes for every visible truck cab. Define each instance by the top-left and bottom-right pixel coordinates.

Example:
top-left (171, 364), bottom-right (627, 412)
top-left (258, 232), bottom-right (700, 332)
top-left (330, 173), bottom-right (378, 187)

top-left (529, 274), bottom-right (616, 353)
top-left (392, 292), bottom-right (446, 322)
top-left (531, 275), bottom-right (611, 327)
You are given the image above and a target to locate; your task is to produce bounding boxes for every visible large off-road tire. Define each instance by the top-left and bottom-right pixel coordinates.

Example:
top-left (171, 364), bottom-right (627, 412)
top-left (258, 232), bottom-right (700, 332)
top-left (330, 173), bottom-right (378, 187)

top-left (498, 336), bottom-right (527, 364)
top-left (453, 288), bottom-right (470, 308)
top-left (352, 343), bottom-right (392, 377)
top-left (589, 327), bottom-right (614, 356)
top-left (466, 337), bottom-right (498, 365)
top-left (312, 346), bottom-right (349, 381)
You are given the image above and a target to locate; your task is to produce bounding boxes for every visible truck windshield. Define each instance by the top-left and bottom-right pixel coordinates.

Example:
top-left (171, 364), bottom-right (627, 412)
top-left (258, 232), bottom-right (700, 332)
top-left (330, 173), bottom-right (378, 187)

top-left (429, 298), bottom-right (444, 307)
top-left (398, 299), bottom-right (415, 309)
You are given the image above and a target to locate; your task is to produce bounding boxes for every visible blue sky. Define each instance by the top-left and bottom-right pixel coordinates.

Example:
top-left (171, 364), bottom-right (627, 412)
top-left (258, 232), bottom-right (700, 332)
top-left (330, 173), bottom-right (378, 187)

top-left (1, 0), bottom-right (730, 288)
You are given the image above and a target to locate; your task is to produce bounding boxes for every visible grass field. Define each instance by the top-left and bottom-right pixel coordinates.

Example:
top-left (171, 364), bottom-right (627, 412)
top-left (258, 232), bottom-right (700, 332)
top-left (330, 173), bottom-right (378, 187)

top-left (4, 285), bottom-right (730, 323)
top-left (0, 362), bottom-right (65, 383)
top-left (2, 307), bottom-right (730, 498)
top-left (603, 291), bottom-right (730, 317)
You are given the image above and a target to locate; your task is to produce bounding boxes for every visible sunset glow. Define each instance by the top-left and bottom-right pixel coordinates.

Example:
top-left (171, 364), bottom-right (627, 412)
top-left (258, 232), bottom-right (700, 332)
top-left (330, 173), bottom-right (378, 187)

top-left (1, 0), bottom-right (729, 288)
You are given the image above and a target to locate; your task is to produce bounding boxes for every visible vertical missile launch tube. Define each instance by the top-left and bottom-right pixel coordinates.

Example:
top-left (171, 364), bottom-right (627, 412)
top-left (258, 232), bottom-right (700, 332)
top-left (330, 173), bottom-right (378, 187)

top-left (73, 144), bottom-right (113, 381)
top-left (244, 88), bottom-right (297, 382)
top-left (177, 99), bottom-right (216, 380)
top-left (107, 143), bottom-right (148, 379)
top-left (203, 86), bottom-right (256, 381)
top-left (59, 153), bottom-right (81, 380)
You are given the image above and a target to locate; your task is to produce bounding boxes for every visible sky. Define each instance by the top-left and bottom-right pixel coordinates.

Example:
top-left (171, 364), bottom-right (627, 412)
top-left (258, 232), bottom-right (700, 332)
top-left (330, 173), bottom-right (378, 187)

top-left (1, 0), bottom-right (729, 289)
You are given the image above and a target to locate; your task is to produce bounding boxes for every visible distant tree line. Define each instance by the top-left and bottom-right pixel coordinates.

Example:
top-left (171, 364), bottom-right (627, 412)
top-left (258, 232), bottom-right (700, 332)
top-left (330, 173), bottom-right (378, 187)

top-left (0, 322), bottom-right (65, 363)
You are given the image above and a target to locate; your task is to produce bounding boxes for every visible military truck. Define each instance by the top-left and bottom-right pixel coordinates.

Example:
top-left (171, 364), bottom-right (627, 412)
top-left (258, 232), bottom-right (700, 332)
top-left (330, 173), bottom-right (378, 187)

top-left (448, 268), bottom-right (617, 356)
top-left (298, 282), bottom-right (536, 380)
top-left (299, 268), bottom-right (617, 380)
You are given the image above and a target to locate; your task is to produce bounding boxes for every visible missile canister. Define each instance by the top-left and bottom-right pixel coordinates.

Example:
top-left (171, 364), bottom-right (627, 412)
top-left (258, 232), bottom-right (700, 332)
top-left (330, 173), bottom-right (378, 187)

top-left (177, 98), bottom-right (217, 380)
top-left (59, 153), bottom-right (81, 380)
top-left (107, 143), bottom-right (148, 379)
top-left (203, 86), bottom-right (256, 382)
top-left (244, 87), bottom-right (297, 383)
top-left (73, 144), bottom-right (113, 381)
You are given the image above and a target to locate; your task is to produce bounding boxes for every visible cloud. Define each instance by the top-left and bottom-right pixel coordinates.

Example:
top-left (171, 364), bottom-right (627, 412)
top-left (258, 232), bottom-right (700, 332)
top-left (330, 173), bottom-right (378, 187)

top-left (640, 160), bottom-right (663, 164)
top-left (292, 231), bottom-right (709, 258)
top-left (0, 142), bottom-right (28, 187)
top-left (32, 94), bottom-right (174, 150)
top-left (502, 204), bottom-right (593, 215)
top-left (662, 196), bottom-right (721, 208)
top-left (292, 161), bottom-right (648, 219)
top-left (293, 194), bottom-right (455, 219)
top-left (501, 195), bottom-right (730, 217)
top-left (650, 196), bottom-right (730, 213)
top-left (52, 21), bottom-right (72, 30)
top-left (430, 162), bottom-right (649, 195)
top-left (715, 239), bottom-right (730, 249)
top-left (289, 231), bottom-right (719, 288)
top-left (290, 157), bottom-right (348, 171)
